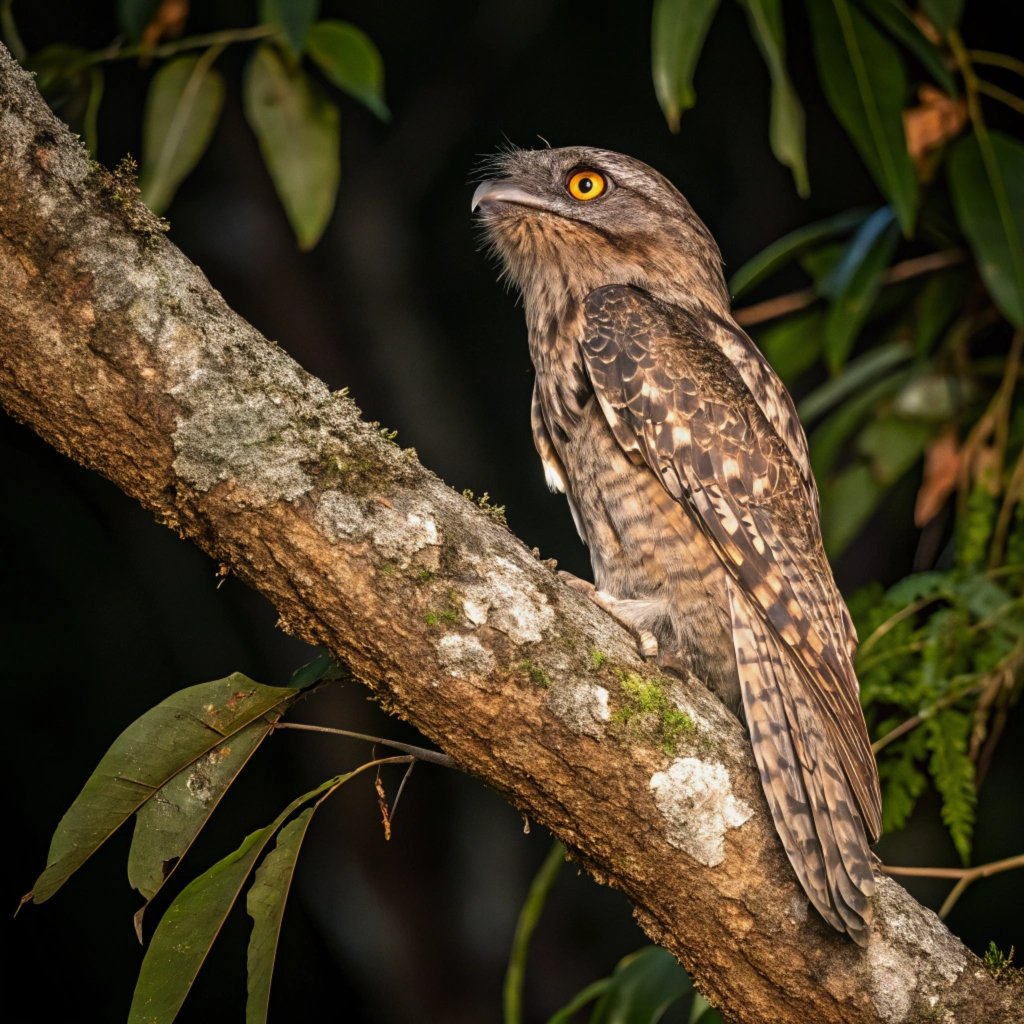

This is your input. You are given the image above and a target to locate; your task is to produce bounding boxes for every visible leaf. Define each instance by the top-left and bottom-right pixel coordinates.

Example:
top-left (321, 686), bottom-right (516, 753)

top-left (729, 207), bottom-right (870, 297)
top-left (902, 85), bottom-right (967, 178)
top-left (545, 980), bottom-right (613, 1024)
top-left (919, 0), bottom-right (964, 35)
top-left (259, 0), bottom-right (320, 57)
top-left (140, 52), bottom-right (226, 215)
top-left (129, 714), bottom-right (282, 937)
top-left (915, 428), bottom-right (961, 526)
top-left (26, 45), bottom-right (103, 153)
top-left (807, 0), bottom-right (918, 234)
top-left (244, 44), bottom-right (341, 251)
top-left (651, 0), bottom-right (721, 132)
top-left (118, 0), bottom-right (161, 41)
top-left (799, 339), bottom-right (911, 422)
top-left (27, 674), bottom-right (297, 905)
top-left (858, 415), bottom-right (933, 484)
top-left (926, 710), bottom-right (976, 864)
top-left (128, 775), bottom-right (345, 1024)
top-left (307, 20), bottom-right (389, 121)
top-left (588, 946), bottom-right (691, 1024)
top-left (822, 206), bottom-right (900, 370)
top-left (857, 0), bottom-right (957, 96)
top-left (821, 463), bottom-right (884, 557)
top-left (246, 806), bottom-right (321, 1024)
top-left (912, 268), bottom-right (968, 355)
top-left (808, 369), bottom-right (912, 477)
top-left (738, 0), bottom-right (808, 195)
top-left (949, 132), bottom-right (1024, 327)
top-left (755, 308), bottom-right (823, 382)
top-left (289, 650), bottom-right (346, 689)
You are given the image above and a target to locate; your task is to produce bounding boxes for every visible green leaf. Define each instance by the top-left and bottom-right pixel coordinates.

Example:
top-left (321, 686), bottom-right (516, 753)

top-left (738, 0), bottom-right (808, 195)
top-left (919, 0), bottom-right (963, 35)
top-left (140, 52), bottom-right (226, 215)
top-left (26, 45), bottom-right (103, 154)
top-left (729, 207), bottom-right (870, 297)
top-left (857, 0), bottom-right (957, 95)
top-left (589, 946), bottom-right (692, 1023)
top-left (243, 44), bottom-right (341, 251)
top-left (799, 339), bottom-right (911, 422)
top-left (949, 132), bottom-right (1024, 327)
top-left (259, 0), bottom-right (321, 57)
top-left (128, 714), bottom-right (282, 936)
top-left (118, 0), bottom-right (160, 41)
top-left (755, 308), bottom-right (823, 382)
top-left (821, 463), bottom-right (884, 556)
top-left (926, 710), bottom-right (976, 864)
top-left (807, 0), bottom-right (918, 233)
top-left (307, 20), bottom-right (389, 121)
top-left (128, 775), bottom-right (344, 1024)
top-left (28, 674), bottom-right (297, 904)
top-left (912, 268), bottom-right (968, 355)
top-left (246, 804), bottom-right (321, 1023)
top-left (651, 0), bottom-right (721, 132)
top-left (546, 980), bottom-right (613, 1024)
top-left (858, 415), bottom-right (932, 483)
top-left (822, 206), bottom-right (900, 370)
top-left (289, 650), bottom-right (346, 689)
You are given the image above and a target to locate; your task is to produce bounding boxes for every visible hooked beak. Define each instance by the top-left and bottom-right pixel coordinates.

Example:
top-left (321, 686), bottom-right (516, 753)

top-left (471, 180), bottom-right (548, 213)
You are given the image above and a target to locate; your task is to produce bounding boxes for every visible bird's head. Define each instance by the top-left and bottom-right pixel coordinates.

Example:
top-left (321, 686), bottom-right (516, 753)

top-left (473, 146), bottom-right (728, 317)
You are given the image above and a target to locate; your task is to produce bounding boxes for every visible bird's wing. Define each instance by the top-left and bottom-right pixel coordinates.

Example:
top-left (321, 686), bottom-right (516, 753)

top-left (580, 284), bottom-right (882, 939)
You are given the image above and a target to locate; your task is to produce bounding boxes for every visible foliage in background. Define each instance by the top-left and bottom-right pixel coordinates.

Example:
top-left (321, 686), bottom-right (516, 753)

top-left (1, 0), bottom-right (388, 248)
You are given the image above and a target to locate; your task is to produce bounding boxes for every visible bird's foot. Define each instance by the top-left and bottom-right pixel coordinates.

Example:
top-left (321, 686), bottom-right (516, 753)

top-left (558, 571), bottom-right (660, 660)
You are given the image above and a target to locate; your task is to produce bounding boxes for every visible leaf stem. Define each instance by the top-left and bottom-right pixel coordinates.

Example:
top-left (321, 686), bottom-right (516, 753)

top-left (503, 840), bottom-right (566, 1024)
top-left (273, 721), bottom-right (459, 769)
top-left (880, 852), bottom-right (1024, 918)
top-left (968, 50), bottom-right (1024, 79)
top-left (84, 24), bottom-right (277, 66)
top-left (734, 249), bottom-right (964, 326)
top-left (0, 0), bottom-right (26, 62)
top-left (976, 80), bottom-right (1024, 117)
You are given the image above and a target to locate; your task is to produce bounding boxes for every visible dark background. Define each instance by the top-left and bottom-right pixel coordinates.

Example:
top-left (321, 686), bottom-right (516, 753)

top-left (3, 2), bottom-right (1020, 1022)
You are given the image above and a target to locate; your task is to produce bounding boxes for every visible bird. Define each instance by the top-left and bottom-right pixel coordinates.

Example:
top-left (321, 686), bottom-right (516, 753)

top-left (472, 145), bottom-right (882, 945)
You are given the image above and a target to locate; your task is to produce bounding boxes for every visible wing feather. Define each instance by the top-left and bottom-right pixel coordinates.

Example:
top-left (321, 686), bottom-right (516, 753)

top-left (581, 284), bottom-right (881, 941)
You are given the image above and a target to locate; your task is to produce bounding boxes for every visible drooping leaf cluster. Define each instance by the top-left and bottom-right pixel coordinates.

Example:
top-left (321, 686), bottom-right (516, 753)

top-left (7, 0), bottom-right (388, 249)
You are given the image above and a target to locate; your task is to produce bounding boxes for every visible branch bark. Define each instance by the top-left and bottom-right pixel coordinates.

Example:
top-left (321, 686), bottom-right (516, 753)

top-left (0, 45), bottom-right (1018, 1024)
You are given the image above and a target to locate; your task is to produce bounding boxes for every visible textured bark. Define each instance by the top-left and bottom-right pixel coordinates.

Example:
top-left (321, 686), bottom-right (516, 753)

top-left (0, 44), bottom-right (1019, 1024)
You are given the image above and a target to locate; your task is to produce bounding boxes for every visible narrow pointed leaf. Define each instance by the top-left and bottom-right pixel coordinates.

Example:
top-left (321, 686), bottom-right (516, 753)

top-left (307, 20), bottom-right (389, 121)
top-left (245, 805), bottom-right (320, 1023)
top-left (140, 53), bottom-right (226, 215)
top-left (821, 463), bottom-right (885, 556)
top-left (29, 674), bottom-right (296, 904)
top-left (588, 946), bottom-right (692, 1023)
top-left (919, 0), bottom-right (963, 35)
top-left (949, 132), bottom-right (1024, 327)
top-left (128, 775), bottom-right (345, 1024)
top-left (729, 207), bottom-right (870, 297)
top-left (651, 0), bottom-right (721, 132)
top-left (244, 44), bottom-right (340, 251)
top-left (259, 0), bottom-right (321, 56)
top-left (807, 0), bottom-right (918, 233)
top-left (118, 0), bottom-right (160, 41)
top-left (129, 711), bottom-right (285, 936)
top-left (545, 980), bottom-right (612, 1024)
top-left (738, 0), bottom-right (808, 195)
top-left (755, 308), bottom-right (823, 382)
top-left (857, 0), bottom-right (957, 95)
top-left (822, 206), bottom-right (900, 370)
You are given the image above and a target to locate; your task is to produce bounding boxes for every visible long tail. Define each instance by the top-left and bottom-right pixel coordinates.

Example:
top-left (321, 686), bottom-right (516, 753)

top-left (727, 579), bottom-right (875, 944)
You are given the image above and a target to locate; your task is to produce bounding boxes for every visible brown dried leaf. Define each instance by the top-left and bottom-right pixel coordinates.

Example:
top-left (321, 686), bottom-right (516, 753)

top-left (915, 428), bottom-right (962, 526)
top-left (375, 774), bottom-right (392, 841)
top-left (903, 85), bottom-right (968, 179)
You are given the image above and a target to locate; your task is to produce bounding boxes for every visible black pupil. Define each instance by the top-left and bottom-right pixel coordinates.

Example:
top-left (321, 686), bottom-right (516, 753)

top-left (578, 176), bottom-right (594, 194)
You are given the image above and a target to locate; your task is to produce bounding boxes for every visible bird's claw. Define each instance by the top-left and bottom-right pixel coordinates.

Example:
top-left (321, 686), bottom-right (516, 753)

top-left (558, 572), bottom-right (660, 661)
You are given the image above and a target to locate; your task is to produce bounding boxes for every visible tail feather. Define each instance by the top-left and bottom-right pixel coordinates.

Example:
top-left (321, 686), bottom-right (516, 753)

top-left (728, 579), bottom-right (875, 944)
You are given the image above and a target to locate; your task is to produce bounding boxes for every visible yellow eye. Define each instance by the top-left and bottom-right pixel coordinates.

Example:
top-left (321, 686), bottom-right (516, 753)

top-left (566, 170), bottom-right (607, 201)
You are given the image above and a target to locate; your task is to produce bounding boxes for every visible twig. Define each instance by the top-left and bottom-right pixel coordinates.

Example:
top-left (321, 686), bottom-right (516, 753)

top-left (733, 250), bottom-right (965, 327)
top-left (84, 24), bottom-right (276, 65)
top-left (390, 759), bottom-right (417, 822)
top-left (976, 80), bottom-right (1024, 116)
top-left (881, 854), bottom-right (1024, 919)
top-left (273, 721), bottom-right (460, 770)
top-left (871, 677), bottom-right (985, 754)
top-left (969, 50), bottom-right (1024, 79)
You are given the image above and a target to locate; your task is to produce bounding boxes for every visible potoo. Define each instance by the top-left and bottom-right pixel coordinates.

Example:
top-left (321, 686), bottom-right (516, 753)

top-left (473, 146), bottom-right (882, 945)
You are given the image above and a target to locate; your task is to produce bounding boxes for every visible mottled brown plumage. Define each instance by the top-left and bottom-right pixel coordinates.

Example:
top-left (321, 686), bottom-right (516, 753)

top-left (473, 146), bottom-right (882, 944)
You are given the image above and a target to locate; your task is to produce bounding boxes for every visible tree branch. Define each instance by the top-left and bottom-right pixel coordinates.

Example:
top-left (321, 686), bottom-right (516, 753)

top-left (0, 44), bottom-right (1019, 1024)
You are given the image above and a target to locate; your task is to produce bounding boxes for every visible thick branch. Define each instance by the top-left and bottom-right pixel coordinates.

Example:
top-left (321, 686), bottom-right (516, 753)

top-left (0, 45), bottom-right (1018, 1024)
